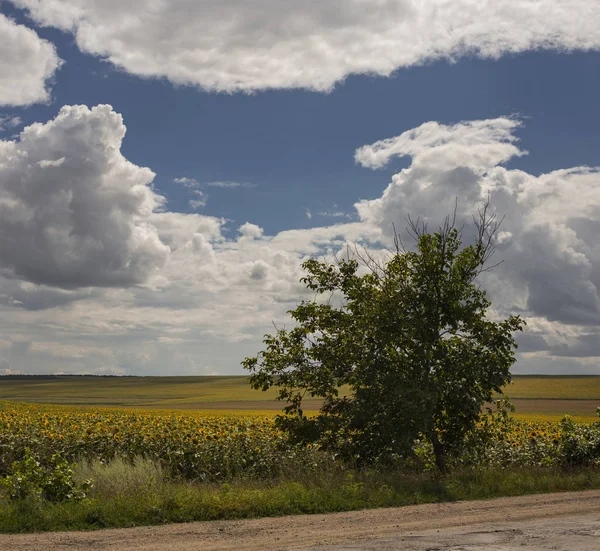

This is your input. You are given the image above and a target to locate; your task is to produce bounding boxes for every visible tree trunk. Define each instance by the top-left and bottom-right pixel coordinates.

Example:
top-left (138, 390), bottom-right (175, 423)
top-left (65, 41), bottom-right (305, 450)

top-left (431, 431), bottom-right (447, 474)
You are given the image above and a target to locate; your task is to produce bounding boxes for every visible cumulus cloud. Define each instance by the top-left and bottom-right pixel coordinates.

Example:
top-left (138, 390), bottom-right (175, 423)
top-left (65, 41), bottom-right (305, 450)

top-left (4, 106), bottom-right (600, 374)
top-left (0, 213), bottom-right (377, 375)
top-left (355, 119), bottom-right (525, 171)
top-left (0, 104), bottom-right (170, 289)
top-left (355, 117), bottom-right (600, 367)
top-left (0, 276), bottom-right (98, 310)
top-left (238, 222), bottom-right (264, 241)
top-left (9, 0), bottom-right (600, 92)
top-left (0, 13), bottom-right (62, 106)
top-left (354, 119), bottom-right (526, 241)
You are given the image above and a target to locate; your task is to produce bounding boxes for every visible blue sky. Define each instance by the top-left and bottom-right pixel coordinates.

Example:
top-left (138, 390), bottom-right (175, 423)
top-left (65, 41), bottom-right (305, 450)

top-left (3, 2), bottom-right (600, 234)
top-left (1, 1), bottom-right (600, 375)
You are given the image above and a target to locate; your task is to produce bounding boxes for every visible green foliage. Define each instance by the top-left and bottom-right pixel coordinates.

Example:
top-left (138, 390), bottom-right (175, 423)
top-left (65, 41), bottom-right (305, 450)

top-left (1, 449), bottom-right (92, 503)
top-left (559, 414), bottom-right (600, 466)
top-left (244, 213), bottom-right (525, 471)
top-left (1, 460), bottom-right (600, 533)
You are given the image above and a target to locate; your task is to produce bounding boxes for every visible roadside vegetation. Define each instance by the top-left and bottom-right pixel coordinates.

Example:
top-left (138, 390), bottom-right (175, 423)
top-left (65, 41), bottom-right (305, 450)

top-left (1, 400), bottom-right (600, 532)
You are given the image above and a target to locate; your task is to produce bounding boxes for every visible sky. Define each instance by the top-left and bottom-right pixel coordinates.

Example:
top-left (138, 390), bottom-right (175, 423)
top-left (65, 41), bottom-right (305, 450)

top-left (0, 0), bottom-right (600, 376)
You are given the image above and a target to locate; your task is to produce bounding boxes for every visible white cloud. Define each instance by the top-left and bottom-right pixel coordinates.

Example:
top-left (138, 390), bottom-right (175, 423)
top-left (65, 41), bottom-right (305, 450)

top-left (207, 181), bottom-right (255, 189)
top-left (355, 117), bottom-right (600, 370)
top-left (3, 106), bottom-right (600, 375)
top-left (0, 14), bottom-right (62, 106)
top-left (174, 177), bottom-right (209, 209)
top-left (237, 222), bottom-right (264, 241)
top-left (355, 119), bottom-right (525, 171)
top-left (0, 214), bottom-right (379, 375)
top-left (318, 204), bottom-right (353, 219)
top-left (0, 115), bottom-right (23, 132)
top-left (149, 212), bottom-right (224, 249)
top-left (0, 104), bottom-right (170, 288)
top-left (9, 0), bottom-right (600, 93)
top-left (38, 157), bottom-right (66, 168)
top-left (189, 193), bottom-right (208, 210)
top-left (175, 178), bottom-right (254, 191)
top-left (174, 177), bottom-right (200, 189)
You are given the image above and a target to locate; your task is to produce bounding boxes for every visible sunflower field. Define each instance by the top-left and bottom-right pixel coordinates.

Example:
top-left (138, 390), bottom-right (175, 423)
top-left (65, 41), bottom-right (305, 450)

top-left (0, 401), bottom-right (324, 482)
top-left (1, 400), bottom-right (600, 485)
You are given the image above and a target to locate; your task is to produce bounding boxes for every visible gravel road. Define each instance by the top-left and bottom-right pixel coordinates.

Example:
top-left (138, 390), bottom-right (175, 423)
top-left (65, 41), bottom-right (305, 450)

top-left (1, 490), bottom-right (599, 550)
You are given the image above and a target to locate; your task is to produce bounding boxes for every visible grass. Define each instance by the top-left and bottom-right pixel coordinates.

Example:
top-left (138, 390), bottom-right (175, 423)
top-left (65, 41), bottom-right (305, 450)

top-left (0, 458), bottom-right (599, 533)
top-left (76, 458), bottom-right (165, 499)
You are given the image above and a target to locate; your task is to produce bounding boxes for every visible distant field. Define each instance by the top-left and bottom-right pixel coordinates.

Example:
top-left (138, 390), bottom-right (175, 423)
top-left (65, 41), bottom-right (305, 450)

top-left (0, 375), bottom-right (277, 408)
top-left (504, 376), bottom-right (600, 400)
top-left (0, 375), bottom-right (598, 419)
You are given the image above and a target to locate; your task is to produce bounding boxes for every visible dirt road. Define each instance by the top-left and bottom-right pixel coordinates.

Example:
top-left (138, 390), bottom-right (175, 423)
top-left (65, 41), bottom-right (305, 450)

top-left (1, 490), bottom-right (599, 550)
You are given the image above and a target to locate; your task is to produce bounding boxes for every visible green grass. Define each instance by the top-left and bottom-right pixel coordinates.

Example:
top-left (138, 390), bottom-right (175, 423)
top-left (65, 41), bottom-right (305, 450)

top-left (1, 458), bottom-right (599, 533)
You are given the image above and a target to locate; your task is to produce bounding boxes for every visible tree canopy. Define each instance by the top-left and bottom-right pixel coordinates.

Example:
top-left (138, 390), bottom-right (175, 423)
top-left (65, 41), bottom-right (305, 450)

top-left (243, 206), bottom-right (525, 472)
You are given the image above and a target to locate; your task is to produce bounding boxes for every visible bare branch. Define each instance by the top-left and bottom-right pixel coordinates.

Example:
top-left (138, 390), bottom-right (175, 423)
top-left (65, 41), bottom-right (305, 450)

top-left (471, 193), bottom-right (505, 278)
top-left (406, 214), bottom-right (428, 242)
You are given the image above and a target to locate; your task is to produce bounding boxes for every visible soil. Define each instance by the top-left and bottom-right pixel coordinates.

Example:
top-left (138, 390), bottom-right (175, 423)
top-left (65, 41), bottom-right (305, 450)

top-left (510, 398), bottom-right (600, 416)
top-left (147, 398), bottom-right (600, 417)
top-left (1, 490), bottom-right (599, 550)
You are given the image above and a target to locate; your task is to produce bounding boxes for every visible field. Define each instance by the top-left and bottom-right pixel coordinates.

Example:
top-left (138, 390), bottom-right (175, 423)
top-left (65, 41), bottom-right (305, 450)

top-left (0, 375), bottom-right (280, 408)
top-left (0, 374), bottom-right (599, 533)
top-left (0, 401), bottom-right (290, 482)
top-left (0, 399), bottom-right (585, 477)
top-left (0, 374), bottom-right (599, 419)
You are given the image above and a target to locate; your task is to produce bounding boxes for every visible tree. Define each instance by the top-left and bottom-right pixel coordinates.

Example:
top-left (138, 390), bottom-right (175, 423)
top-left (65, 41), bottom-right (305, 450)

top-left (242, 205), bottom-right (525, 472)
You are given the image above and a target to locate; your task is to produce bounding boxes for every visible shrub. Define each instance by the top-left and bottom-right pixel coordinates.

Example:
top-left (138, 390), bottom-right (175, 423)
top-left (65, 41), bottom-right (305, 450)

top-left (1, 449), bottom-right (92, 503)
